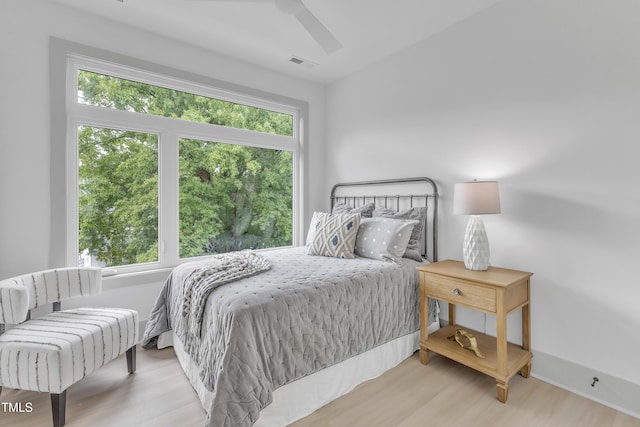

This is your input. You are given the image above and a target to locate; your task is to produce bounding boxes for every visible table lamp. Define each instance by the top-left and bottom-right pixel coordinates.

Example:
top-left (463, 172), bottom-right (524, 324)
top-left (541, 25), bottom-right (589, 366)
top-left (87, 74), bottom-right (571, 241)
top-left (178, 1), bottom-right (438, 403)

top-left (453, 180), bottom-right (501, 270)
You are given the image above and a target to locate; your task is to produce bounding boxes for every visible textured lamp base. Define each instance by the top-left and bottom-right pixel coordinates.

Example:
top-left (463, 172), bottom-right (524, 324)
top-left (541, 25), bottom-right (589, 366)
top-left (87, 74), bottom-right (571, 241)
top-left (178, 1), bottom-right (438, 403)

top-left (463, 216), bottom-right (491, 270)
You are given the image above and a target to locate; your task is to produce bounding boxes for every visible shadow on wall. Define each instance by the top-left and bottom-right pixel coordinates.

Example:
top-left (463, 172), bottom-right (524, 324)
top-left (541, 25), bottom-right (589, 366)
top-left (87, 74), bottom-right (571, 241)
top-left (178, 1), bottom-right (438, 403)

top-left (504, 187), bottom-right (634, 252)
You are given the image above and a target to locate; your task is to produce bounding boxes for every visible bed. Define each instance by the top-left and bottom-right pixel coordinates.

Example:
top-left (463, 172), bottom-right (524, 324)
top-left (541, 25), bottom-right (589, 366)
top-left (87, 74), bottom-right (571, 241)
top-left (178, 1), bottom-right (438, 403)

top-left (142, 177), bottom-right (440, 427)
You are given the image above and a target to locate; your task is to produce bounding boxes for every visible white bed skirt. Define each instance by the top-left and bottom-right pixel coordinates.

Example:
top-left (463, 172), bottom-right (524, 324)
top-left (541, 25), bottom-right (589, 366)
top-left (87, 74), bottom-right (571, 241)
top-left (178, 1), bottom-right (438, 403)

top-left (159, 320), bottom-right (439, 427)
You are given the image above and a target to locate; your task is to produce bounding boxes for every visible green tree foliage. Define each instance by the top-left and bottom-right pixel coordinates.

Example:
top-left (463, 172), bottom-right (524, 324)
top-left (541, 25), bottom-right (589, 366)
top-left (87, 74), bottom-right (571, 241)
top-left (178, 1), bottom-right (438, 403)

top-left (179, 139), bottom-right (292, 258)
top-left (78, 127), bottom-right (159, 266)
top-left (77, 71), bottom-right (293, 267)
top-left (77, 71), bottom-right (293, 135)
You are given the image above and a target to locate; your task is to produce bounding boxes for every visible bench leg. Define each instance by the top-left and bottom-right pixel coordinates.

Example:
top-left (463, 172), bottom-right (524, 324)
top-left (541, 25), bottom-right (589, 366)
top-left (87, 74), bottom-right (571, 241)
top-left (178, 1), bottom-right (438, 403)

top-left (126, 345), bottom-right (136, 374)
top-left (51, 390), bottom-right (67, 427)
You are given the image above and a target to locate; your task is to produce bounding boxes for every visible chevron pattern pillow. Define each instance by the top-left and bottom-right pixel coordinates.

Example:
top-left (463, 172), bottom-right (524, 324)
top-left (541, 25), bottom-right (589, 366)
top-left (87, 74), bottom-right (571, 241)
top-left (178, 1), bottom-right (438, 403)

top-left (308, 212), bottom-right (361, 259)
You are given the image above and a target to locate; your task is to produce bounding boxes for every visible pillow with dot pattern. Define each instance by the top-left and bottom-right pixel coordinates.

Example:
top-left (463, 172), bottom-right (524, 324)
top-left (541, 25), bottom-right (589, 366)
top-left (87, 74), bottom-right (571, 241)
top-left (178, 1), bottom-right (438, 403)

top-left (374, 206), bottom-right (427, 261)
top-left (354, 217), bottom-right (418, 262)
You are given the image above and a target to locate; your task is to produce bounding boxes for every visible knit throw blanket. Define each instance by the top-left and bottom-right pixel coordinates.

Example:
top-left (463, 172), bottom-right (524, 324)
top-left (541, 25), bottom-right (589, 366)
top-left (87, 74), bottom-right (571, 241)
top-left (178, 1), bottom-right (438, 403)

top-left (181, 251), bottom-right (271, 347)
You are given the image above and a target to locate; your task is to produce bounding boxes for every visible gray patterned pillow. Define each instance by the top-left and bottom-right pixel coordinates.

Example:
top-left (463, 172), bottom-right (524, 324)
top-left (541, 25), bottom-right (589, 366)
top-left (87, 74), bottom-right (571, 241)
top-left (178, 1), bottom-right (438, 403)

top-left (308, 212), bottom-right (361, 259)
top-left (355, 217), bottom-right (418, 262)
top-left (332, 201), bottom-right (375, 218)
top-left (373, 206), bottom-right (427, 261)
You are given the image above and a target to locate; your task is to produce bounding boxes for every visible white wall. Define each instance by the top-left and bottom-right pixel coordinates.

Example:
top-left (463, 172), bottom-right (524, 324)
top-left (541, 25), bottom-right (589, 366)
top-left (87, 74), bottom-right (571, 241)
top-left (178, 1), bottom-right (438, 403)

top-left (2, 0), bottom-right (639, 417)
top-left (326, 0), bottom-right (640, 415)
top-left (0, 0), bottom-right (325, 320)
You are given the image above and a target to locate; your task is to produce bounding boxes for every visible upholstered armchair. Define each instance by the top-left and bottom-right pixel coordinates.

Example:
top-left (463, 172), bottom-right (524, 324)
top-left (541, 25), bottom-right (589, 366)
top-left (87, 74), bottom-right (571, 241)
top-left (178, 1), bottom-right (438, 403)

top-left (0, 267), bottom-right (138, 427)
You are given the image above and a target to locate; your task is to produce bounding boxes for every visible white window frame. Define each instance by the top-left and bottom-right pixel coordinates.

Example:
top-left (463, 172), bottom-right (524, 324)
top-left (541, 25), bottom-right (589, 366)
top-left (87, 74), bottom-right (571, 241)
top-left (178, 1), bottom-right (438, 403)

top-left (56, 44), bottom-right (305, 281)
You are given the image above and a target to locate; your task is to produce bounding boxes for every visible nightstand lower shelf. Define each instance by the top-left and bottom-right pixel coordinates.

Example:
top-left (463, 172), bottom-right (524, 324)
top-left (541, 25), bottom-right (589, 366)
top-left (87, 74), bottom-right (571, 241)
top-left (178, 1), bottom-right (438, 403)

top-left (420, 325), bottom-right (532, 403)
top-left (421, 325), bottom-right (532, 382)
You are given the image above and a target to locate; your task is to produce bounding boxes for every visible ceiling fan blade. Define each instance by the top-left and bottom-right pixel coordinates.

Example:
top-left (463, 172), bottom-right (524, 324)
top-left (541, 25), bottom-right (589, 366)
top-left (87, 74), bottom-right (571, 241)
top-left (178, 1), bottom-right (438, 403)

top-left (294, 6), bottom-right (342, 54)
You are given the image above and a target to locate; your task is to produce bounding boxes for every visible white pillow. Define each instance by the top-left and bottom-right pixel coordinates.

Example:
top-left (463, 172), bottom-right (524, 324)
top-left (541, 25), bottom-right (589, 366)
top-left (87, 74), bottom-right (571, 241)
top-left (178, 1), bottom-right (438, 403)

top-left (305, 211), bottom-right (323, 245)
top-left (354, 217), bottom-right (418, 262)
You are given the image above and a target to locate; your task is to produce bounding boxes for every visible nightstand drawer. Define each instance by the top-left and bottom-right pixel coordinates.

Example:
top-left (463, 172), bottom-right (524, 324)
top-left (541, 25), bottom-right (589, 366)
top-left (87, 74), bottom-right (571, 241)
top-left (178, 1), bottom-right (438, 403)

top-left (423, 273), bottom-right (496, 313)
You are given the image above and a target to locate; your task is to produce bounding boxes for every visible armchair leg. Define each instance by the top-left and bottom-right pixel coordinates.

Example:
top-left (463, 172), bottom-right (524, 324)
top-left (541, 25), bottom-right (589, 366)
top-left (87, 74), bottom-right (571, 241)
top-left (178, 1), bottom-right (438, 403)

top-left (126, 345), bottom-right (136, 374)
top-left (51, 390), bottom-right (67, 427)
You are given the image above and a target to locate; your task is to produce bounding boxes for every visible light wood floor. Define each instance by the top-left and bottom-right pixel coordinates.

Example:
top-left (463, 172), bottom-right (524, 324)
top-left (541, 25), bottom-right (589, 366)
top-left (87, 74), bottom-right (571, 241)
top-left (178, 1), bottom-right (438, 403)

top-left (1, 346), bottom-right (638, 427)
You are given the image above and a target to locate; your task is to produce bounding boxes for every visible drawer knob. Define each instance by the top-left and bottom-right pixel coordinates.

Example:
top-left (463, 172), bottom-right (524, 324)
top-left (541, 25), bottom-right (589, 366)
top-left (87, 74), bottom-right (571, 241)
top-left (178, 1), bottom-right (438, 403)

top-left (452, 288), bottom-right (462, 296)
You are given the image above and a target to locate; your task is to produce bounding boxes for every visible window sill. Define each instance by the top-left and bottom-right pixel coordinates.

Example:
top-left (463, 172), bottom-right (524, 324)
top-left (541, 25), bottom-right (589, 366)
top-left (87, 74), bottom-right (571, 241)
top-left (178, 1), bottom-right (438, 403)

top-left (102, 267), bottom-right (172, 290)
top-left (99, 245), bottom-right (297, 290)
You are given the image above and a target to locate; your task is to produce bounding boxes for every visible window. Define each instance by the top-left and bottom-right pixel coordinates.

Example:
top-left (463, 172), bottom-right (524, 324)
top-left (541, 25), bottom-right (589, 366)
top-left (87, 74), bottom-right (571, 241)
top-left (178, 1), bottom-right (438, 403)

top-left (78, 126), bottom-right (159, 268)
top-left (63, 52), bottom-right (303, 275)
top-left (77, 70), bottom-right (293, 136)
top-left (178, 138), bottom-right (293, 258)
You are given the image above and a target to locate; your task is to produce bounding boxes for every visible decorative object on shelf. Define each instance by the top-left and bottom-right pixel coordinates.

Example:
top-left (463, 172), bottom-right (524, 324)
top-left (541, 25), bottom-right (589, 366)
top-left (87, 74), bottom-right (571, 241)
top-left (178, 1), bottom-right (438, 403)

top-left (453, 180), bottom-right (501, 270)
top-left (448, 328), bottom-right (485, 358)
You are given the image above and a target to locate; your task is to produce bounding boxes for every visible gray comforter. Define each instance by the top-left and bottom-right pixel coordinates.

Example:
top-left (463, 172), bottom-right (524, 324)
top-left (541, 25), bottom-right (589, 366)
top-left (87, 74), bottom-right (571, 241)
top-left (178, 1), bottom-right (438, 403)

top-left (143, 246), bottom-right (438, 427)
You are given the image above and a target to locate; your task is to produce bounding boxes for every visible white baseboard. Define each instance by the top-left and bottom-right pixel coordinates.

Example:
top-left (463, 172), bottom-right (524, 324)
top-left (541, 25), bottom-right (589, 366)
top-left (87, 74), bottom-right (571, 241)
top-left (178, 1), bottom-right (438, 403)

top-left (532, 349), bottom-right (640, 419)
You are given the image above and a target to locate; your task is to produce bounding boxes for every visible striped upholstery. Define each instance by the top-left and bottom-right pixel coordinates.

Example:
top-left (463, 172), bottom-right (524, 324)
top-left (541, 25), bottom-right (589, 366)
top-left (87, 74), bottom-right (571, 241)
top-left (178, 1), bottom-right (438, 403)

top-left (0, 267), bottom-right (138, 426)
top-left (0, 268), bottom-right (101, 324)
top-left (0, 307), bottom-right (138, 393)
top-left (0, 281), bottom-right (29, 326)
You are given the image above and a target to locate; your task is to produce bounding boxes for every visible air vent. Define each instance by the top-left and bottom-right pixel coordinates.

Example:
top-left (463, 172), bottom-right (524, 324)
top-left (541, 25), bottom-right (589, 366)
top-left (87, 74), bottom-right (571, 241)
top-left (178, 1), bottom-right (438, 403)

top-left (288, 56), bottom-right (318, 69)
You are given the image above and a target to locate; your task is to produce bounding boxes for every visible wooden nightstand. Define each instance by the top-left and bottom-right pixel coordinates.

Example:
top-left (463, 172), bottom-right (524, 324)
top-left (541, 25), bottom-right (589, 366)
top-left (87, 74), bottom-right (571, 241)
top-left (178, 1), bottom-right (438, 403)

top-left (417, 260), bottom-right (533, 403)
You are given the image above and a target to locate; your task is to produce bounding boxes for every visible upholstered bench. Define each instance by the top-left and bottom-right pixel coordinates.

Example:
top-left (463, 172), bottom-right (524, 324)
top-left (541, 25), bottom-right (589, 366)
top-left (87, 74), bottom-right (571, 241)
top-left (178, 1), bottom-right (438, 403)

top-left (0, 267), bottom-right (138, 427)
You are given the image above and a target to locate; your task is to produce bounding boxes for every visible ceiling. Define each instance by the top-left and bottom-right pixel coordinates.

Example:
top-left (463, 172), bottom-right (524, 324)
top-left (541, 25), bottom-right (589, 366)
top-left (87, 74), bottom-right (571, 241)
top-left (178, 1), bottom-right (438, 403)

top-left (52, 0), bottom-right (505, 85)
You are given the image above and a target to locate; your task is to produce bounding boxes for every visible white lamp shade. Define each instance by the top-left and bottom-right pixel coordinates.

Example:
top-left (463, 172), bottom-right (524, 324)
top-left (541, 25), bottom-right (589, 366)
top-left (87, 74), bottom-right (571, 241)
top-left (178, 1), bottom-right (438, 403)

top-left (453, 181), bottom-right (501, 215)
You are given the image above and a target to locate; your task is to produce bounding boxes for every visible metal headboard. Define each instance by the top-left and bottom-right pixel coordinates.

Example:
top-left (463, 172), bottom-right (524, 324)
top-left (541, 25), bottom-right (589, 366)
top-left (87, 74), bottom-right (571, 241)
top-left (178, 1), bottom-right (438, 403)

top-left (330, 177), bottom-right (439, 262)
